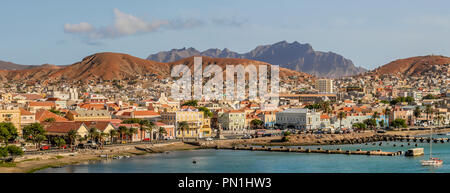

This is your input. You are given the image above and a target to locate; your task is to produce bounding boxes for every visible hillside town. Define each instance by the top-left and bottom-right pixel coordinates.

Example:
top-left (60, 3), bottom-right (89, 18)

top-left (0, 57), bottom-right (449, 160)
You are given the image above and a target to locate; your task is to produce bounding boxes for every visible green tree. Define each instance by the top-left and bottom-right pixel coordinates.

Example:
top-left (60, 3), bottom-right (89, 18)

top-left (0, 122), bottom-right (18, 146)
top-left (67, 130), bottom-right (79, 148)
top-left (337, 112), bottom-right (347, 130)
top-left (182, 100), bottom-right (198, 107)
top-left (352, 122), bottom-right (367, 131)
top-left (126, 127), bottom-right (138, 142)
top-left (198, 107), bottom-right (213, 118)
top-left (6, 145), bottom-right (23, 162)
top-left (118, 126), bottom-right (128, 142)
top-left (379, 120), bottom-right (385, 128)
top-left (158, 127), bottom-right (167, 140)
top-left (391, 119), bottom-right (407, 128)
top-left (49, 107), bottom-right (62, 115)
top-left (178, 121), bottom-right (190, 141)
top-left (425, 105), bottom-right (433, 125)
top-left (22, 123), bottom-right (47, 149)
top-left (88, 128), bottom-right (100, 141)
top-left (109, 130), bottom-right (118, 144)
top-left (414, 106), bottom-right (422, 124)
top-left (138, 119), bottom-right (149, 141)
top-left (53, 137), bottom-right (66, 149)
top-left (44, 118), bottom-right (56, 123)
top-left (363, 119), bottom-right (377, 130)
top-left (250, 119), bottom-right (264, 130)
top-left (0, 147), bottom-right (8, 162)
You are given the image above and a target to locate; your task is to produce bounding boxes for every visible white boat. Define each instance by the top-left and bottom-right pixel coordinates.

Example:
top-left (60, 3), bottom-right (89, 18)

top-left (421, 158), bottom-right (443, 166)
top-left (421, 127), bottom-right (444, 167)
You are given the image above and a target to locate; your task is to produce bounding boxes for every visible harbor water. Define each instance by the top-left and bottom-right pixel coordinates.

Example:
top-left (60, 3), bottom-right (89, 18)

top-left (37, 139), bottom-right (450, 173)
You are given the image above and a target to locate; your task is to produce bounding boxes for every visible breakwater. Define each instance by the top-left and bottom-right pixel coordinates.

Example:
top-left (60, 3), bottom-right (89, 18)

top-left (216, 145), bottom-right (402, 156)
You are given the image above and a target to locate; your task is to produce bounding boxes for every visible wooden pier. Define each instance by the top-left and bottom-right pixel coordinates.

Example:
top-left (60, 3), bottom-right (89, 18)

top-left (219, 145), bottom-right (402, 156)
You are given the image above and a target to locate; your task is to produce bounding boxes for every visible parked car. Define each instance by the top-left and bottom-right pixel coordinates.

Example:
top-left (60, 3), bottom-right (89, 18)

top-left (40, 145), bottom-right (51, 150)
top-left (86, 140), bottom-right (98, 148)
top-left (205, 137), bottom-right (213, 141)
top-left (142, 138), bottom-right (151, 141)
top-left (376, 130), bottom-right (386, 133)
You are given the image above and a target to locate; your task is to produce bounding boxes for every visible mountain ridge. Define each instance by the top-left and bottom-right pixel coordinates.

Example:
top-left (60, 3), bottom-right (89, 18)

top-left (147, 41), bottom-right (367, 78)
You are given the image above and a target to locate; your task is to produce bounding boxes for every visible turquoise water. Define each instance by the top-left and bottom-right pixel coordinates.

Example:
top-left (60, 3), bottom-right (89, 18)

top-left (37, 140), bottom-right (450, 173)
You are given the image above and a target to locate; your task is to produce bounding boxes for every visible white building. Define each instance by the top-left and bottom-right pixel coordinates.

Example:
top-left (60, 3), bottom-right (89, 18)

top-left (276, 108), bottom-right (321, 130)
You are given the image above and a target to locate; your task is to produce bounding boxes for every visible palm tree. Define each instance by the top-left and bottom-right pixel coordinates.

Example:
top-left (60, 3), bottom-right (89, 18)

top-left (109, 130), bottom-right (118, 144)
top-left (98, 132), bottom-right (109, 149)
top-left (127, 127), bottom-right (138, 142)
top-left (158, 127), bottom-right (167, 140)
top-left (337, 112), bottom-right (347, 130)
top-left (414, 106), bottom-right (421, 125)
top-left (138, 119), bottom-right (149, 141)
top-left (145, 121), bottom-right (156, 141)
top-left (178, 121), bottom-right (189, 141)
top-left (118, 126), bottom-right (128, 142)
top-left (372, 111), bottom-right (380, 129)
top-left (425, 105), bottom-right (433, 125)
top-left (320, 101), bottom-right (331, 114)
top-left (67, 130), bottom-right (78, 148)
top-left (384, 108), bottom-right (391, 126)
top-left (88, 128), bottom-right (100, 142)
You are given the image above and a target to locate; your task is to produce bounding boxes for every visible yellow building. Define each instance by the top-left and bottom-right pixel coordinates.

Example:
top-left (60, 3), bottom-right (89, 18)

top-left (161, 108), bottom-right (212, 139)
top-left (0, 107), bottom-right (22, 136)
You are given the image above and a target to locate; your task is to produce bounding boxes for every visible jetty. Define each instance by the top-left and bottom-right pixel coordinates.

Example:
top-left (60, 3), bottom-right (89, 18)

top-left (217, 145), bottom-right (402, 156)
top-left (388, 136), bottom-right (450, 143)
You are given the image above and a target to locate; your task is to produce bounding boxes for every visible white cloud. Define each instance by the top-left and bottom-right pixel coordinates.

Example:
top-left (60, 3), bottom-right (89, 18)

top-left (64, 8), bottom-right (202, 40)
top-left (64, 22), bottom-right (95, 33)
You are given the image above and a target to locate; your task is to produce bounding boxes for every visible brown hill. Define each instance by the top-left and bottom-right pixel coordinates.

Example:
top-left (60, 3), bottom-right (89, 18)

top-left (0, 53), bottom-right (313, 83)
top-left (46, 52), bottom-right (169, 81)
top-left (372, 55), bottom-right (450, 76)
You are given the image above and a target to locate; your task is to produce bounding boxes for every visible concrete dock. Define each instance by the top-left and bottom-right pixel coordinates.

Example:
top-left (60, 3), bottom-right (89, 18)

top-left (219, 145), bottom-right (402, 156)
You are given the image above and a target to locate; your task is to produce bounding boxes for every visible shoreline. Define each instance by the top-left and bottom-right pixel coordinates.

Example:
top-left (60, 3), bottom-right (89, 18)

top-left (0, 142), bottom-right (200, 173)
top-left (2, 128), bottom-right (450, 173)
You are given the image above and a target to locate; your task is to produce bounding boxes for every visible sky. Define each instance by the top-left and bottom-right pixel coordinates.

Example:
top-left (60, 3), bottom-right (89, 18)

top-left (1, 0), bottom-right (450, 70)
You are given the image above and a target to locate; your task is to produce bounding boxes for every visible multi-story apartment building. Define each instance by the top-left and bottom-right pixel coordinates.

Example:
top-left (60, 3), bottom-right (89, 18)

top-left (315, 79), bottom-right (334, 93)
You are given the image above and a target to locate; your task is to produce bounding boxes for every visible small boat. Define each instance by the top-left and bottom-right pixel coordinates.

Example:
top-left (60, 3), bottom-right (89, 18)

top-left (421, 127), bottom-right (444, 167)
top-left (125, 155), bottom-right (130, 158)
top-left (421, 158), bottom-right (443, 166)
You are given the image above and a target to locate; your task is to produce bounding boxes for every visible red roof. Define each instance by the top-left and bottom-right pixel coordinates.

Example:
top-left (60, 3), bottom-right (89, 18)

top-left (35, 109), bottom-right (69, 123)
top-left (43, 122), bottom-right (85, 134)
top-left (29, 101), bottom-right (55, 107)
top-left (19, 108), bottom-right (34, 116)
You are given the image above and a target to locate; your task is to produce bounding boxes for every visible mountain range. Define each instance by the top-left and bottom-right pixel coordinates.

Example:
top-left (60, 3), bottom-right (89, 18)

top-left (0, 52), bottom-right (312, 83)
top-left (0, 60), bottom-right (36, 70)
top-left (147, 41), bottom-right (367, 78)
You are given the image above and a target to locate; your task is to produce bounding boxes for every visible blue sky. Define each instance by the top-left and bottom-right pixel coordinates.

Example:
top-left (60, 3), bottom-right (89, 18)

top-left (1, 0), bottom-right (450, 70)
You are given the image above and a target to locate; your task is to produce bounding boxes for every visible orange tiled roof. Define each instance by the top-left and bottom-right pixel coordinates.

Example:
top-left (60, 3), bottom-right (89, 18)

top-left (43, 122), bottom-right (84, 134)
top-left (29, 101), bottom-right (55, 107)
top-left (35, 109), bottom-right (69, 123)
top-left (133, 110), bottom-right (160, 116)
